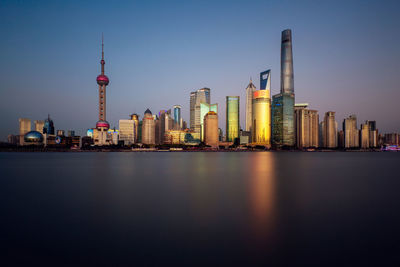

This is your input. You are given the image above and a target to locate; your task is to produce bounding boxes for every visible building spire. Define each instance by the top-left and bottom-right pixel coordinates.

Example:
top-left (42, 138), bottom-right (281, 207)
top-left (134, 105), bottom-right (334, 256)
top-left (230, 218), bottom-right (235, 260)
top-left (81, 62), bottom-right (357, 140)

top-left (101, 33), bottom-right (105, 75)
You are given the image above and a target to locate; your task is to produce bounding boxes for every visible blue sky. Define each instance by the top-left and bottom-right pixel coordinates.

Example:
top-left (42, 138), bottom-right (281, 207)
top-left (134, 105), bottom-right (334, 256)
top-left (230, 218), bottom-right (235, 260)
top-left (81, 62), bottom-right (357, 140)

top-left (0, 0), bottom-right (399, 139)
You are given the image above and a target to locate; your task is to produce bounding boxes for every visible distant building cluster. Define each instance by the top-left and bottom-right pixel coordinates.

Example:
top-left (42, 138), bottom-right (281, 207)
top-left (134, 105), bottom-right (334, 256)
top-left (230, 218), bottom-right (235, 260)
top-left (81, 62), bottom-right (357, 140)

top-left (6, 30), bottom-right (399, 151)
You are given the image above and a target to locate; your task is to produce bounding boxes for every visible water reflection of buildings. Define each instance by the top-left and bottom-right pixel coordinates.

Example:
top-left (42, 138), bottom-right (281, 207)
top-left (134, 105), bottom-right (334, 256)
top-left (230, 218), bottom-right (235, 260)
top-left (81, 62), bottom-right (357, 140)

top-left (248, 152), bottom-right (276, 239)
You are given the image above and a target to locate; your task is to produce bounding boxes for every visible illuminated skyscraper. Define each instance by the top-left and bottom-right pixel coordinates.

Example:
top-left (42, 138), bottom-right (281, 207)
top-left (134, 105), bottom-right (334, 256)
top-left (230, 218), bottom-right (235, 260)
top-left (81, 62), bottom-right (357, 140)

top-left (200, 103), bottom-right (218, 141)
top-left (130, 114), bottom-right (140, 143)
top-left (226, 96), bottom-right (240, 142)
top-left (272, 29), bottom-right (295, 147)
top-left (367, 121), bottom-right (378, 148)
top-left (343, 115), bottom-right (359, 148)
top-left (245, 78), bottom-right (256, 132)
top-left (204, 111), bottom-right (219, 148)
top-left (251, 90), bottom-right (271, 147)
top-left (321, 111), bottom-right (337, 148)
top-left (19, 118), bottom-right (31, 145)
top-left (173, 105), bottom-right (182, 129)
top-left (142, 109), bottom-right (155, 145)
top-left (294, 104), bottom-right (319, 149)
top-left (94, 35), bottom-right (111, 146)
top-left (190, 88), bottom-right (210, 139)
top-left (34, 120), bottom-right (44, 133)
top-left (119, 119), bottom-right (136, 145)
top-left (360, 123), bottom-right (370, 149)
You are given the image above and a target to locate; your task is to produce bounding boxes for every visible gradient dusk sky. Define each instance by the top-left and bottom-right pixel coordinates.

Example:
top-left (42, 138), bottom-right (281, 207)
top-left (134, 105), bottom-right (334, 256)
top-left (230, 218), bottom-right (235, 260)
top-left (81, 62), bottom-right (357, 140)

top-left (1, 0), bottom-right (399, 140)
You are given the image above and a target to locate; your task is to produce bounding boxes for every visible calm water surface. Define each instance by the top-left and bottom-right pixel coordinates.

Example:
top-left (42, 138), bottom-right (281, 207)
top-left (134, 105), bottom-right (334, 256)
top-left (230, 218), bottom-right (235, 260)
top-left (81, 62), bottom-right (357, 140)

top-left (0, 152), bottom-right (399, 266)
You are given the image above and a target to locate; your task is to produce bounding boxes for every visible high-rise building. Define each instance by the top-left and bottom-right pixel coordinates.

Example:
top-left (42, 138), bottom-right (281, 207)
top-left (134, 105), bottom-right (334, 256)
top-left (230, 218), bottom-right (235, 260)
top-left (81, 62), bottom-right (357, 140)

top-left (204, 111), bottom-right (219, 148)
top-left (173, 105), bottom-right (182, 129)
top-left (321, 111), bottom-right (337, 148)
top-left (367, 121), bottom-right (377, 148)
top-left (360, 123), bottom-right (370, 149)
top-left (119, 119), bottom-right (136, 146)
top-left (226, 96), bottom-right (240, 142)
top-left (43, 115), bottom-right (55, 135)
top-left (272, 29), bottom-right (295, 148)
top-left (94, 35), bottom-right (111, 146)
top-left (34, 120), bottom-right (44, 133)
top-left (19, 118), bottom-right (31, 145)
top-left (343, 115), bottom-right (359, 148)
top-left (142, 109), bottom-right (155, 145)
top-left (294, 103), bottom-right (319, 149)
top-left (245, 79), bottom-right (256, 133)
top-left (189, 88), bottom-right (211, 139)
top-left (280, 29), bottom-right (294, 94)
top-left (271, 93), bottom-right (295, 146)
top-left (200, 103), bottom-right (218, 141)
top-left (251, 90), bottom-right (271, 147)
top-left (130, 114), bottom-right (140, 143)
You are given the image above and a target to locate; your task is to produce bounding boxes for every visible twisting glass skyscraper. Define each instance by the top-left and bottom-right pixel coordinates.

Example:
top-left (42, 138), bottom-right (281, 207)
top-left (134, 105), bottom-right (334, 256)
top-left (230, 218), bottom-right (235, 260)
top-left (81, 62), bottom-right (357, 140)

top-left (226, 96), bottom-right (240, 142)
top-left (272, 29), bottom-right (295, 147)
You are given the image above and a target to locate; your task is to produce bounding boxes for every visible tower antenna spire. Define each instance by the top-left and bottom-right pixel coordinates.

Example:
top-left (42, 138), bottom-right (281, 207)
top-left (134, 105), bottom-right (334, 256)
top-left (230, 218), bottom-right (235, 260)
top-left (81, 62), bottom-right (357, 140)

top-left (101, 33), bottom-right (104, 60)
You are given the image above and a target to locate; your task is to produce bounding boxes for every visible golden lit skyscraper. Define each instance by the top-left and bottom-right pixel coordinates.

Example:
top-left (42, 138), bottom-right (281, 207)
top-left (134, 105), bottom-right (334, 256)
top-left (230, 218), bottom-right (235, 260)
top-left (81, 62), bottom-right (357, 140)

top-left (251, 90), bottom-right (271, 147)
top-left (204, 111), bottom-right (219, 148)
top-left (343, 115), bottom-right (359, 148)
top-left (226, 96), bottom-right (240, 142)
top-left (322, 111), bottom-right (337, 148)
top-left (19, 118), bottom-right (31, 145)
top-left (119, 119), bottom-right (136, 145)
top-left (34, 120), bottom-right (44, 133)
top-left (142, 109), bottom-right (155, 145)
top-left (294, 104), bottom-right (319, 149)
top-left (130, 114), bottom-right (140, 143)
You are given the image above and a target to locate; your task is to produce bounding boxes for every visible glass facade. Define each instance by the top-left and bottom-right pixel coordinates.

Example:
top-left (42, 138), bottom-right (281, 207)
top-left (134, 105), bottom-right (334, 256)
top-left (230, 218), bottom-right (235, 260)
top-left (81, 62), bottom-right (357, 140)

top-left (260, 70), bottom-right (271, 91)
top-left (252, 90), bottom-right (271, 146)
top-left (173, 105), bottom-right (181, 128)
top-left (200, 103), bottom-right (218, 141)
top-left (271, 93), bottom-right (295, 147)
top-left (226, 96), bottom-right (240, 142)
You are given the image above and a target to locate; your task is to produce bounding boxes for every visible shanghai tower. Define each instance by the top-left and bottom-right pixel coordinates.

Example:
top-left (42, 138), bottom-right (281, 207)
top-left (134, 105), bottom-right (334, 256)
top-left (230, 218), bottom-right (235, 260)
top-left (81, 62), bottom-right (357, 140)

top-left (280, 29), bottom-right (294, 94)
top-left (272, 29), bottom-right (295, 147)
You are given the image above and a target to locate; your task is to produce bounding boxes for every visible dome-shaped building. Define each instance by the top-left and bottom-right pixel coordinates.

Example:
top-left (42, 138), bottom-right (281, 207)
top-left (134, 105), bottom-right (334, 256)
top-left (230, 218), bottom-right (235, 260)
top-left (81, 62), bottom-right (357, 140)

top-left (24, 131), bottom-right (44, 145)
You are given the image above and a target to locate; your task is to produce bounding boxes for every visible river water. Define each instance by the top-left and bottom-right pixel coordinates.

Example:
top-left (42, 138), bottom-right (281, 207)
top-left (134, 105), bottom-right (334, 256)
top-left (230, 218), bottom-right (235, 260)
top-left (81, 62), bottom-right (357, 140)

top-left (0, 152), bottom-right (399, 266)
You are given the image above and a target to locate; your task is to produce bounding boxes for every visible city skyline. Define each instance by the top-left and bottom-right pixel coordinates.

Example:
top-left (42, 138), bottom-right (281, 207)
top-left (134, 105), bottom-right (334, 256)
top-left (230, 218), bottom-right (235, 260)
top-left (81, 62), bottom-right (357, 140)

top-left (1, 0), bottom-right (400, 140)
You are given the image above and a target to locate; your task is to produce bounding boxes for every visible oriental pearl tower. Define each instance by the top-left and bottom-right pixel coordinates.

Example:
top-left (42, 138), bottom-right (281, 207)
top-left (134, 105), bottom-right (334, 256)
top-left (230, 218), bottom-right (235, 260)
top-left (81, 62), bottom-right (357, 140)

top-left (96, 35), bottom-right (110, 131)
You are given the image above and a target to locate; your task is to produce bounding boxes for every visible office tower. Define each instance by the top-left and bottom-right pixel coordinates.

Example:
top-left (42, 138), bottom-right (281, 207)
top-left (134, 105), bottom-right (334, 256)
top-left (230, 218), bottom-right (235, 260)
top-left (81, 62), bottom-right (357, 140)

top-left (119, 119), bottom-right (136, 145)
top-left (34, 120), bottom-right (44, 133)
top-left (200, 103), bottom-right (218, 141)
top-left (367, 121), bottom-right (377, 148)
top-left (343, 115), bottom-right (359, 148)
top-left (94, 35), bottom-right (111, 146)
top-left (173, 105), bottom-right (182, 129)
top-left (251, 90), bottom-right (271, 147)
top-left (43, 115), bottom-right (55, 135)
top-left (142, 109), bottom-right (155, 145)
top-left (226, 96), bottom-right (240, 142)
top-left (322, 111), bottom-right (337, 148)
top-left (19, 118), bottom-right (31, 145)
top-left (57, 130), bottom-right (65, 136)
top-left (189, 88), bottom-right (211, 139)
top-left (204, 111), bottom-right (219, 148)
top-left (281, 29), bottom-right (294, 94)
top-left (360, 122), bottom-right (370, 149)
top-left (245, 78), bottom-right (256, 132)
top-left (275, 30), bottom-right (295, 143)
top-left (130, 114), bottom-right (140, 143)
top-left (272, 29), bottom-right (295, 147)
top-left (294, 104), bottom-right (319, 149)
